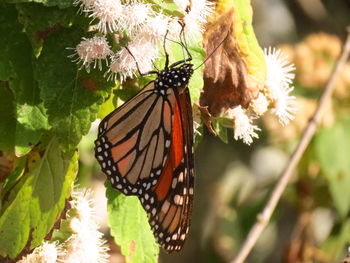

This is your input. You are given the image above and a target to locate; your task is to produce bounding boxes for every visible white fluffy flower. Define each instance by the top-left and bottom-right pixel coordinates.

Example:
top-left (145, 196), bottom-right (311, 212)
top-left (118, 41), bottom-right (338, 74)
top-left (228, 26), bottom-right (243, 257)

top-left (272, 86), bottom-right (297, 125)
top-left (70, 190), bottom-right (98, 229)
top-left (73, 0), bottom-right (95, 13)
top-left (72, 0), bottom-right (214, 82)
top-left (121, 3), bottom-right (152, 33)
top-left (58, 189), bottom-right (109, 263)
top-left (264, 47), bottom-right (296, 125)
top-left (183, 0), bottom-right (213, 37)
top-left (90, 0), bottom-right (123, 33)
top-left (189, 0), bottom-right (213, 24)
top-left (183, 13), bottom-right (202, 38)
top-left (228, 106), bottom-right (261, 145)
top-left (250, 92), bottom-right (269, 116)
top-left (60, 233), bottom-right (109, 263)
top-left (17, 242), bottom-right (59, 263)
top-left (108, 34), bottom-right (159, 81)
top-left (71, 36), bottom-right (112, 72)
top-left (142, 15), bottom-right (169, 39)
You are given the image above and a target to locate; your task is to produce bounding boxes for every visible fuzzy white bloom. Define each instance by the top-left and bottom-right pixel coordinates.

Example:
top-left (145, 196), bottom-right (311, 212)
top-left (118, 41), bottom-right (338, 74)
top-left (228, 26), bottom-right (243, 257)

top-left (70, 190), bottom-right (97, 228)
top-left (60, 233), bottom-right (109, 263)
top-left (183, 0), bottom-right (213, 37)
top-left (17, 241), bottom-right (59, 263)
top-left (250, 92), bottom-right (269, 116)
top-left (189, 0), bottom-right (213, 24)
top-left (90, 0), bottom-right (123, 33)
top-left (58, 189), bottom-right (109, 263)
top-left (72, 0), bottom-right (214, 82)
top-left (121, 3), bottom-right (152, 33)
top-left (108, 34), bottom-right (159, 80)
top-left (71, 36), bottom-right (112, 72)
top-left (183, 13), bottom-right (202, 38)
top-left (264, 47), bottom-right (296, 125)
top-left (142, 15), bottom-right (169, 39)
top-left (168, 0), bottom-right (213, 39)
top-left (73, 0), bottom-right (95, 13)
top-left (264, 47), bottom-right (295, 98)
top-left (272, 86), bottom-right (297, 125)
top-left (228, 106), bottom-right (261, 145)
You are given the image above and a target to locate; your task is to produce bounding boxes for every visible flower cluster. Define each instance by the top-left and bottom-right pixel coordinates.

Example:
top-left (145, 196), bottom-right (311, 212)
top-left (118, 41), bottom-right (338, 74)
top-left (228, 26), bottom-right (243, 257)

top-left (17, 241), bottom-right (59, 263)
top-left (59, 189), bottom-right (109, 263)
top-left (227, 48), bottom-right (296, 145)
top-left (17, 189), bottom-right (109, 263)
top-left (71, 0), bottom-right (213, 80)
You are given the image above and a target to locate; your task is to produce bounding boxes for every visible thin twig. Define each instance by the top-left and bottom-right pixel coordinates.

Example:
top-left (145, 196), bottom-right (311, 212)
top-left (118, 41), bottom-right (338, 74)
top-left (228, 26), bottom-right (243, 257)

top-left (231, 27), bottom-right (350, 263)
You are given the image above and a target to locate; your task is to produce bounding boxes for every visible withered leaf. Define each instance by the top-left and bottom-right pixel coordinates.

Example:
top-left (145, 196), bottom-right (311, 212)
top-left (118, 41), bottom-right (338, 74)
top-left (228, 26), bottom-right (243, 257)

top-left (200, 8), bottom-right (259, 117)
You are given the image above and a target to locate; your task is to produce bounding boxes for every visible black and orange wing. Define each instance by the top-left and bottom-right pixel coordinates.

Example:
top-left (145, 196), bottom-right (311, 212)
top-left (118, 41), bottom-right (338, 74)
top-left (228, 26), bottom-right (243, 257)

top-left (95, 82), bottom-right (173, 197)
top-left (95, 69), bottom-right (195, 253)
top-left (145, 87), bottom-right (195, 252)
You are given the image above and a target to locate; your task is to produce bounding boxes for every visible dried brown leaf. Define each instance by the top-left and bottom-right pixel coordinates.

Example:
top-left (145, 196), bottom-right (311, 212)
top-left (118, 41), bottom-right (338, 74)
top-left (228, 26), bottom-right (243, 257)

top-left (200, 8), bottom-right (259, 117)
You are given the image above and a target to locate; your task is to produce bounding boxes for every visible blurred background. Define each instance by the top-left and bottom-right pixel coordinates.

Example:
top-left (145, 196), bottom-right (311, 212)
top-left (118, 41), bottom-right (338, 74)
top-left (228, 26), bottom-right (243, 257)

top-left (78, 0), bottom-right (350, 262)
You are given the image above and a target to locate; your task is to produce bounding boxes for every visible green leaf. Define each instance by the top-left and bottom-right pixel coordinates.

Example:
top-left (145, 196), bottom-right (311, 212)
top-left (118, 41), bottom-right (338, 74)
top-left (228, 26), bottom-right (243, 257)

top-left (97, 89), bottom-right (119, 120)
top-left (315, 118), bottom-right (350, 217)
top-left (0, 138), bottom-right (78, 258)
top-left (16, 3), bottom-right (78, 55)
top-left (106, 183), bottom-right (159, 263)
top-left (0, 3), bottom-right (20, 80)
top-left (212, 119), bottom-right (228, 144)
top-left (0, 3), bottom-right (20, 153)
top-left (321, 219), bottom-right (350, 261)
top-left (1, 157), bottom-right (26, 202)
top-left (0, 85), bottom-right (16, 154)
top-left (15, 104), bottom-right (49, 156)
top-left (234, 0), bottom-right (266, 88)
top-left (6, 0), bottom-right (72, 9)
top-left (0, 2), bottom-right (50, 156)
top-left (35, 27), bottom-right (113, 151)
top-left (147, 0), bottom-right (184, 17)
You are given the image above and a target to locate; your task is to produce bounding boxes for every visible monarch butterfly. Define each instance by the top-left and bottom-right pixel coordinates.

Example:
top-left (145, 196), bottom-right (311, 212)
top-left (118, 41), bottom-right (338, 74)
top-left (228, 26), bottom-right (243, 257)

top-left (95, 36), bottom-right (195, 252)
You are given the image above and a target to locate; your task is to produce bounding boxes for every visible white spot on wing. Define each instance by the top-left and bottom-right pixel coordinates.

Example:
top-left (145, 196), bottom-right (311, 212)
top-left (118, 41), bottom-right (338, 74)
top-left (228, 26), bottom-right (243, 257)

top-left (172, 178), bottom-right (177, 189)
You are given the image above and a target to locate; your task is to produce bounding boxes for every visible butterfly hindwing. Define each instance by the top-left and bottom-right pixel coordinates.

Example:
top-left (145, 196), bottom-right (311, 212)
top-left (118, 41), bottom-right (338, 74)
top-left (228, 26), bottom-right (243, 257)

top-left (145, 87), bottom-right (194, 252)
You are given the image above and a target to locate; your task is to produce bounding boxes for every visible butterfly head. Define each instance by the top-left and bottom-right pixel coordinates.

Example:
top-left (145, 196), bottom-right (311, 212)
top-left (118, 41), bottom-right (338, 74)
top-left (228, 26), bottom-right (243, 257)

top-left (156, 63), bottom-right (194, 90)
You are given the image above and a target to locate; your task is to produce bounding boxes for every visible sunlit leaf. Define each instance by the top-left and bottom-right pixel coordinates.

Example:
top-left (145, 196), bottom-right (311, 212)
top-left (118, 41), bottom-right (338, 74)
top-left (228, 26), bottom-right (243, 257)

top-left (106, 183), bottom-right (159, 263)
top-left (35, 27), bottom-right (113, 151)
top-left (0, 138), bottom-right (78, 258)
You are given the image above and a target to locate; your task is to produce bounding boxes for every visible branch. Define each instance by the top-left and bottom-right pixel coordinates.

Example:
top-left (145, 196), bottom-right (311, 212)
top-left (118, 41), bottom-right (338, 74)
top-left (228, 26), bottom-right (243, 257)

top-left (231, 27), bottom-right (350, 263)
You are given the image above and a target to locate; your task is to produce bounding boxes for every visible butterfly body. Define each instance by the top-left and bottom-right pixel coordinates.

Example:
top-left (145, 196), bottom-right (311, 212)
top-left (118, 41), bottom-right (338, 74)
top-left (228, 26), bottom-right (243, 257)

top-left (95, 62), bottom-right (195, 252)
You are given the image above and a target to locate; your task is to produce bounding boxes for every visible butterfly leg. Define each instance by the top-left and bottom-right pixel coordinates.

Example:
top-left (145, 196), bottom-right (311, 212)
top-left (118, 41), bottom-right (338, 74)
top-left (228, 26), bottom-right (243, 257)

top-left (124, 46), bottom-right (159, 76)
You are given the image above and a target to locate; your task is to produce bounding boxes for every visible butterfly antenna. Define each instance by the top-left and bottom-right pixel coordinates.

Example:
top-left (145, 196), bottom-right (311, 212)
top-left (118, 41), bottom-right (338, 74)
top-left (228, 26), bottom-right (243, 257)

top-left (177, 21), bottom-right (192, 62)
top-left (163, 30), bottom-right (170, 69)
top-left (125, 46), bottom-right (158, 76)
top-left (152, 60), bottom-right (159, 71)
top-left (194, 31), bottom-right (230, 71)
top-left (180, 22), bottom-right (192, 61)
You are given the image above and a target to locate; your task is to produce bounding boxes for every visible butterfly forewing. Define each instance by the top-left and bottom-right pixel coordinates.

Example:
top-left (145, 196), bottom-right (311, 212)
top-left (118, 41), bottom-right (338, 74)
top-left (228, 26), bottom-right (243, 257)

top-left (95, 82), bottom-right (172, 196)
top-left (95, 63), bottom-right (195, 252)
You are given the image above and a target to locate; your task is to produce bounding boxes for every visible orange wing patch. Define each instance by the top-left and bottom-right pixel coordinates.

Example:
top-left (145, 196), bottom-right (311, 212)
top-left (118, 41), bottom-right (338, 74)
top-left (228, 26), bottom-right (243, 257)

top-left (153, 100), bottom-right (185, 201)
top-left (171, 101), bottom-right (184, 167)
top-left (153, 153), bottom-right (173, 201)
top-left (111, 131), bottom-right (139, 163)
